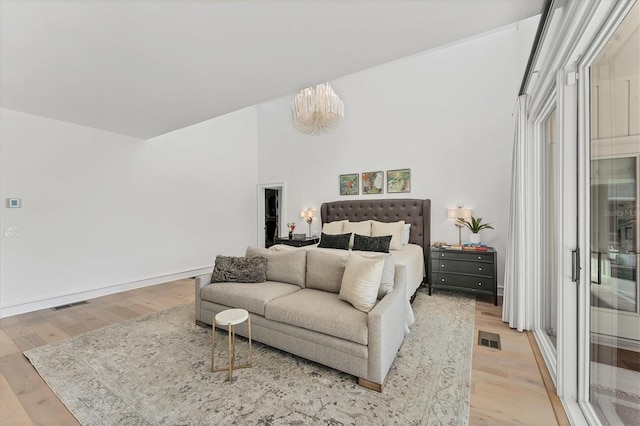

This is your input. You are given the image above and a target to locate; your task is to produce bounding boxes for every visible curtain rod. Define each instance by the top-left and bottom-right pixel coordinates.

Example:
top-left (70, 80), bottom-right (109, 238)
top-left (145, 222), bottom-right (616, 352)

top-left (519, 0), bottom-right (555, 96)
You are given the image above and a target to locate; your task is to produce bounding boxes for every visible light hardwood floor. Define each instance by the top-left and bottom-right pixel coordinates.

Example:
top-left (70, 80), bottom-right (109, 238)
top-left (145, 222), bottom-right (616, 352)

top-left (1, 281), bottom-right (565, 425)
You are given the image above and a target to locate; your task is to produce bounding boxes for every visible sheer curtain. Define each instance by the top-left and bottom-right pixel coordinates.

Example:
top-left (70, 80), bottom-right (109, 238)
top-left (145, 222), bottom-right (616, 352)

top-left (502, 94), bottom-right (535, 331)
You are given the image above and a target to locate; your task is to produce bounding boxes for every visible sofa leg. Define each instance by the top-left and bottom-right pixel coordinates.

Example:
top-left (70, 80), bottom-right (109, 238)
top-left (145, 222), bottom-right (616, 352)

top-left (358, 377), bottom-right (384, 392)
top-left (195, 320), bottom-right (210, 328)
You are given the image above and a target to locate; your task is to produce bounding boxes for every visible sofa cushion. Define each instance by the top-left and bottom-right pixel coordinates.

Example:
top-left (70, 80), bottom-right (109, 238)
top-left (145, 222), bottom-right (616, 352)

top-left (211, 255), bottom-right (267, 283)
top-left (265, 288), bottom-right (368, 345)
top-left (245, 246), bottom-right (307, 288)
top-left (305, 249), bottom-right (349, 293)
top-left (200, 281), bottom-right (301, 316)
top-left (339, 252), bottom-right (384, 313)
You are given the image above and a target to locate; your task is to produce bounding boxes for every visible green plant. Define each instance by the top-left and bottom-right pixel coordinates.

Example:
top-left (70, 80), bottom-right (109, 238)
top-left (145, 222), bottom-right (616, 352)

top-left (459, 216), bottom-right (494, 233)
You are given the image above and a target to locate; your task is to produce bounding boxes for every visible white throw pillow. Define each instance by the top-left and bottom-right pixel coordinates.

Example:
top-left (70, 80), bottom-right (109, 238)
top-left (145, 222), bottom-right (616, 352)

top-left (371, 220), bottom-right (405, 250)
top-left (339, 252), bottom-right (384, 313)
top-left (322, 220), bottom-right (347, 235)
top-left (357, 252), bottom-right (396, 299)
top-left (343, 220), bottom-right (372, 248)
top-left (402, 223), bottom-right (411, 245)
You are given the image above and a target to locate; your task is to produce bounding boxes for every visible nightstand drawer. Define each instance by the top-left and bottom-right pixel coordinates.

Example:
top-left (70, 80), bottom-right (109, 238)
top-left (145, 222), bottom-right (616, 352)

top-left (433, 274), bottom-right (494, 291)
top-left (434, 251), bottom-right (493, 263)
top-left (432, 259), bottom-right (494, 277)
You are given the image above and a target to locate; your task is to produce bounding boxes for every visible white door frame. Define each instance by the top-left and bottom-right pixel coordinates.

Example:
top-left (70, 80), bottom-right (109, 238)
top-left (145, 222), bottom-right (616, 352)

top-left (256, 182), bottom-right (286, 248)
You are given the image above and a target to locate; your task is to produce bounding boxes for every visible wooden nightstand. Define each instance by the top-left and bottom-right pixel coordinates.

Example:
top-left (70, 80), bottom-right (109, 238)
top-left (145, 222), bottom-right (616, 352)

top-left (273, 237), bottom-right (319, 247)
top-left (430, 247), bottom-right (498, 305)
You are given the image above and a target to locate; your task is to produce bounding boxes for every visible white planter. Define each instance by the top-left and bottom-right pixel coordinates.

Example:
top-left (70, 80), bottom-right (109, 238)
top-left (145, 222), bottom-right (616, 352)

top-left (469, 233), bottom-right (481, 244)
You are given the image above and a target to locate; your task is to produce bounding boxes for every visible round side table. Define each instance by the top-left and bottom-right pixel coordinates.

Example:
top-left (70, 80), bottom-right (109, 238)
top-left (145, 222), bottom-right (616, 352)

top-left (211, 308), bottom-right (253, 381)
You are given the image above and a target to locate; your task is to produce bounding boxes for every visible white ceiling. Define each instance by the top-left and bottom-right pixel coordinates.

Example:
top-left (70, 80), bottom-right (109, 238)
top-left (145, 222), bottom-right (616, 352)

top-left (0, 0), bottom-right (543, 139)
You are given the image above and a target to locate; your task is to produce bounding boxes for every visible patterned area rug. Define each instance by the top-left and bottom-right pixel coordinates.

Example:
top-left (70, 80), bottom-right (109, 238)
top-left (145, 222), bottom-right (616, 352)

top-left (24, 291), bottom-right (475, 425)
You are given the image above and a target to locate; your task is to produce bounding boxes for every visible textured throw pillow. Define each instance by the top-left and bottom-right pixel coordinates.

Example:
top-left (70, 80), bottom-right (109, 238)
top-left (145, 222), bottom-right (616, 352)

top-left (352, 234), bottom-right (392, 253)
top-left (339, 253), bottom-right (385, 313)
top-left (357, 252), bottom-right (396, 299)
top-left (343, 220), bottom-right (372, 248)
top-left (318, 232), bottom-right (351, 250)
top-left (322, 220), bottom-right (348, 235)
top-left (371, 220), bottom-right (405, 250)
top-left (211, 255), bottom-right (267, 283)
top-left (245, 246), bottom-right (307, 287)
top-left (402, 223), bottom-right (411, 246)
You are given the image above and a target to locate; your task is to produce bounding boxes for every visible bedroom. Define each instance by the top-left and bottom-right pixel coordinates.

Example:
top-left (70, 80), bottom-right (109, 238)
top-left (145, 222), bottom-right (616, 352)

top-left (0, 0), bottom-right (610, 424)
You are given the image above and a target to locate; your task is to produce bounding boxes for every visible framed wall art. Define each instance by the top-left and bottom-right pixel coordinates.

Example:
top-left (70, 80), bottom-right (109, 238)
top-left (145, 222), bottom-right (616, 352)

top-left (387, 168), bottom-right (411, 193)
top-left (362, 171), bottom-right (384, 194)
top-left (339, 173), bottom-right (359, 196)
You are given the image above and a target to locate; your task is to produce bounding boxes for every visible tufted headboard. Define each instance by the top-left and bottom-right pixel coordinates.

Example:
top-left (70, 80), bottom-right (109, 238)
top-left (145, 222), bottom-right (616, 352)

top-left (320, 198), bottom-right (431, 251)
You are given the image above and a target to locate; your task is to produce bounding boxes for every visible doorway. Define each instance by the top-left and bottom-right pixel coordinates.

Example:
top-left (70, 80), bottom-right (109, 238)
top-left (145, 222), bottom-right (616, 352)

top-left (256, 182), bottom-right (286, 249)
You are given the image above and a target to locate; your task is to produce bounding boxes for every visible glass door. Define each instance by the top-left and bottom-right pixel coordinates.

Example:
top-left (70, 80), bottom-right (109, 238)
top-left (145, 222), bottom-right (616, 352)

top-left (588, 3), bottom-right (640, 423)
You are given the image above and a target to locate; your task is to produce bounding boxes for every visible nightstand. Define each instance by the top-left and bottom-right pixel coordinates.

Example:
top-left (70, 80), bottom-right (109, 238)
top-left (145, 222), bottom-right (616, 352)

top-left (273, 237), bottom-right (319, 247)
top-left (430, 247), bottom-right (498, 305)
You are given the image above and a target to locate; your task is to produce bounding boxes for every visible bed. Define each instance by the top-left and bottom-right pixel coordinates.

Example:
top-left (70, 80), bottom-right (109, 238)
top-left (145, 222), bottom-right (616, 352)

top-left (319, 198), bottom-right (431, 301)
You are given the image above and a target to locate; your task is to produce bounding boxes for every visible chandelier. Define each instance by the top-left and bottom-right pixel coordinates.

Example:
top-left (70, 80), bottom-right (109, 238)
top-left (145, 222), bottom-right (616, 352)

top-left (292, 82), bottom-right (344, 134)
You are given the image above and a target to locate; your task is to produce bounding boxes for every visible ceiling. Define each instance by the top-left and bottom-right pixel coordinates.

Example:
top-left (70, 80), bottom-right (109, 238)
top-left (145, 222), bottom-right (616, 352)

top-left (0, 0), bottom-right (543, 139)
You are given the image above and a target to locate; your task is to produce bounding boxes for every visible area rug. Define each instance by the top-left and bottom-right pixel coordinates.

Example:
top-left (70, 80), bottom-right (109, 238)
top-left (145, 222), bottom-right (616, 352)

top-left (24, 291), bottom-right (475, 425)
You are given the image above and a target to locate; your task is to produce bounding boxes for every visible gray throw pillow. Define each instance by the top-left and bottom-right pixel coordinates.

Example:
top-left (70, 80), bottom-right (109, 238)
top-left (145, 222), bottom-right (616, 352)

top-left (318, 232), bottom-right (351, 250)
top-left (211, 255), bottom-right (267, 283)
top-left (352, 234), bottom-right (392, 253)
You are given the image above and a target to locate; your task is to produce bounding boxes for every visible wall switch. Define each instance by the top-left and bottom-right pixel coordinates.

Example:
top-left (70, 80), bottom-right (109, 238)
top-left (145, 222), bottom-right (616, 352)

top-left (7, 198), bottom-right (21, 208)
top-left (4, 227), bottom-right (19, 237)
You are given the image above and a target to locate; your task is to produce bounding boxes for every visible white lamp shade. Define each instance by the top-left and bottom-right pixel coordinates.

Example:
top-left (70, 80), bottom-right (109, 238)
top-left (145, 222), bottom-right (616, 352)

top-left (447, 207), bottom-right (472, 219)
top-left (300, 209), bottom-right (317, 219)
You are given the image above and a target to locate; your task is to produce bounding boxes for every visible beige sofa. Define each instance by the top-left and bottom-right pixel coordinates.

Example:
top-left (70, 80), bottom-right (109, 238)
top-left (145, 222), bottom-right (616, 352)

top-left (195, 246), bottom-right (408, 391)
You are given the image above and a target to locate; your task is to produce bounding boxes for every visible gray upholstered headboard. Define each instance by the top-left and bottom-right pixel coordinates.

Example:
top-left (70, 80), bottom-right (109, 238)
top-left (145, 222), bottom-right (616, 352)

top-left (320, 198), bottom-right (431, 251)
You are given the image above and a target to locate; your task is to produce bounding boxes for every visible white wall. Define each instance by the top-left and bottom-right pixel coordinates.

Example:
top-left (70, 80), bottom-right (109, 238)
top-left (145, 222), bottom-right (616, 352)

top-left (257, 18), bottom-right (538, 291)
top-left (0, 107), bottom-right (258, 316)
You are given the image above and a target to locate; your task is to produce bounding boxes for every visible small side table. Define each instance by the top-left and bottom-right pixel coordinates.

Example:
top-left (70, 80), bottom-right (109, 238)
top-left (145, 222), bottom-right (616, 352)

top-left (211, 308), bottom-right (253, 381)
top-left (273, 237), bottom-right (318, 247)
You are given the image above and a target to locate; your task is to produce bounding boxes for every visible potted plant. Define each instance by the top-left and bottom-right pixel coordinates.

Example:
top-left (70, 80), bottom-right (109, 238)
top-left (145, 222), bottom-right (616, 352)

top-left (459, 216), bottom-right (493, 244)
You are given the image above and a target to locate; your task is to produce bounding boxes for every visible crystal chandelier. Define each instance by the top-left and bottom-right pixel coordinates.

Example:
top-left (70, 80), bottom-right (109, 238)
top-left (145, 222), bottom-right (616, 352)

top-left (292, 82), bottom-right (344, 134)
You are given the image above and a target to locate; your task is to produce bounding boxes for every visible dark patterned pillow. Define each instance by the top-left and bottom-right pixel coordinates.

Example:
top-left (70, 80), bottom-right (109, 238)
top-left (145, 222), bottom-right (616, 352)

top-left (211, 255), bottom-right (267, 283)
top-left (318, 232), bottom-right (351, 250)
top-left (352, 234), bottom-right (392, 253)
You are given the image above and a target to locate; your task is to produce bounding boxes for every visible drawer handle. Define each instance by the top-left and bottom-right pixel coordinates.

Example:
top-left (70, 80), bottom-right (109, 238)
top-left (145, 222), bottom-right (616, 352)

top-left (478, 256), bottom-right (483, 260)
top-left (478, 267), bottom-right (482, 271)
top-left (441, 278), bottom-right (445, 282)
top-left (441, 254), bottom-right (445, 257)
top-left (442, 264), bottom-right (445, 268)
top-left (478, 282), bottom-right (482, 286)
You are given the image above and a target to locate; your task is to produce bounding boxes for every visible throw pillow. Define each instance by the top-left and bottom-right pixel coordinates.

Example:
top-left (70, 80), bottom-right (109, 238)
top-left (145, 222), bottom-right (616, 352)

top-left (357, 252), bottom-right (396, 299)
top-left (318, 232), bottom-right (351, 250)
top-left (343, 220), bottom-right (372, 248)
top-left (352, 234), bottom-right (392, 253)
top-left (371, 220), bottom-right (405, 250)
top-left (322, 220), bottom-right (348, 235)
top-left (402, 223), bottom-right (411, 245)
top-left (211, 255), bottom-right (267, 283)
top-left (339, 252), bottom-right (385, 313)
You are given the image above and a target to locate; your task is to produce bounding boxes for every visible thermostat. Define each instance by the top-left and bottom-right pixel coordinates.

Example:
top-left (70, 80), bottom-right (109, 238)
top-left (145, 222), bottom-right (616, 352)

top-left (7, 198), bottom-right (21, 208)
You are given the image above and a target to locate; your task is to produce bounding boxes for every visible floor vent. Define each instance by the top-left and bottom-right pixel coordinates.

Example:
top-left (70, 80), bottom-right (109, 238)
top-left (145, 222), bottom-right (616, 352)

top-left (478, 331), bottom-right (501, 350)
top-left (51, 301), bottom-right (88, 311)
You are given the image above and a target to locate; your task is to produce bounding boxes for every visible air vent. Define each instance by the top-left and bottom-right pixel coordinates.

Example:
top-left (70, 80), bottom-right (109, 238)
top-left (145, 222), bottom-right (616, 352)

top-left (478, 331), bottom-right (501, 350)
top-left (51, 301), bottom-right (88, 311)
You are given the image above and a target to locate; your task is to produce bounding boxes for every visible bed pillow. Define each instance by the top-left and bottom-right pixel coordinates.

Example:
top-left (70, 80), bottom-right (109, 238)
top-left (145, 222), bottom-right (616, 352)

top-left (211, 255), bottom-right (267, 283)
top-left (318, 232), bottom-right (351, 250)
top-left (322, 220), bottom-right (348, 235)
top-left (343, 220), bottom-right (372, 248)
top-left (245, 246), bottom-right (307, 287)
top-left (339, 252), bottom-right (385, 313)
top-left (402, 223), bottom-right (411, 245)
top-left (352, 234), bottom-right (392, 253)
top-left (357, 252), bottom-right (396, 299)
top-left (371, 220), bottom-right (405, 250)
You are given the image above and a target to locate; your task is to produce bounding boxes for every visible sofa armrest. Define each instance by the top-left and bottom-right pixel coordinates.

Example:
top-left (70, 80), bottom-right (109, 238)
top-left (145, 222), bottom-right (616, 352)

top-left (194, 273), bottom-right (213, 322)
top-left (367, 264), bottom-right (408, 385)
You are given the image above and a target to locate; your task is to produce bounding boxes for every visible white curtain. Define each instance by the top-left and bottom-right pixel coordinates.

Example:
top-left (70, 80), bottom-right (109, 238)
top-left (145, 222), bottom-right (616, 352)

top-left (502, 94), bottom-right (535, 331)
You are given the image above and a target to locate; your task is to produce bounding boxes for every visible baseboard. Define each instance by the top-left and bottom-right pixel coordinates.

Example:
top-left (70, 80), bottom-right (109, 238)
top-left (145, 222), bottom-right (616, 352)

top-left (0, 267), bottom-right (212, 318)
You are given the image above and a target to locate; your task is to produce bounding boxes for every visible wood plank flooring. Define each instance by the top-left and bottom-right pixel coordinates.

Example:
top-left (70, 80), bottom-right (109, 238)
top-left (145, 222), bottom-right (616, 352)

top-left (1, 281), bottom-right (563, 425)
